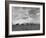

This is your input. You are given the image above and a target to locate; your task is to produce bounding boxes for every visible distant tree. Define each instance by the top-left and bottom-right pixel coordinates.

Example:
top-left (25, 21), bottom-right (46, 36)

top-left (16, 23), bottom-right (19, 25)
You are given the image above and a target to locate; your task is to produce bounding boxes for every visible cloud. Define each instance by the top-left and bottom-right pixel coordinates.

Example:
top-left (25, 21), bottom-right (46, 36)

top-left (12, 7), bottom-right (40, 25)
top-left (13, 17), bottom-right (33, 25)
top-left (36, 13), bottom-right (40, 15)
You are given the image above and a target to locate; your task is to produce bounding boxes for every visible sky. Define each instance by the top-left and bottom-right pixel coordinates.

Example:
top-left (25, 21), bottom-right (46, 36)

top-left (12, 7), bottom-right (40, 24)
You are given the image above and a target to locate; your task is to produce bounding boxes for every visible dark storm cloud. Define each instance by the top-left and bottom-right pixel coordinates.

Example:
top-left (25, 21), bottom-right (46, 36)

top-left (29, 8), bottom-right (40, 15)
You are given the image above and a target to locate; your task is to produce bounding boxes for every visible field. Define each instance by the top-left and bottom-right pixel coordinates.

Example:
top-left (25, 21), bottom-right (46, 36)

top-left (12, 23), bottom-right (40, 31)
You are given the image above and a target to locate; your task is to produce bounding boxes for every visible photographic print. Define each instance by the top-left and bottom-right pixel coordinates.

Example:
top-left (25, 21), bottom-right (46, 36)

top-left (12, 7), bottom-right (40, 31)
top-left (5, 1), bottom-right (45, 37)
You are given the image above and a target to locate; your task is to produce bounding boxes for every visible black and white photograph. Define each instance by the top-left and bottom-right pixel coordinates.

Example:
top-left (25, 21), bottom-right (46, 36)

top-left (5, 1), bottom-right (45, 37)
top-left (12, 7), bottom-right (40, 31)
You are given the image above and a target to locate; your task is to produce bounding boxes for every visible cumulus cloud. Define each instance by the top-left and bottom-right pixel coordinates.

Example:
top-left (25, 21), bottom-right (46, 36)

top-left (13, 17), bottom-right (33, 24)
top-left (36, 13), bottom-right (40, 15)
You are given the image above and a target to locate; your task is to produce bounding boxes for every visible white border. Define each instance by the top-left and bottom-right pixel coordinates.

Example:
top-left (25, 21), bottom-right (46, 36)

top-left (9, 4), bottom-right (43, 35)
